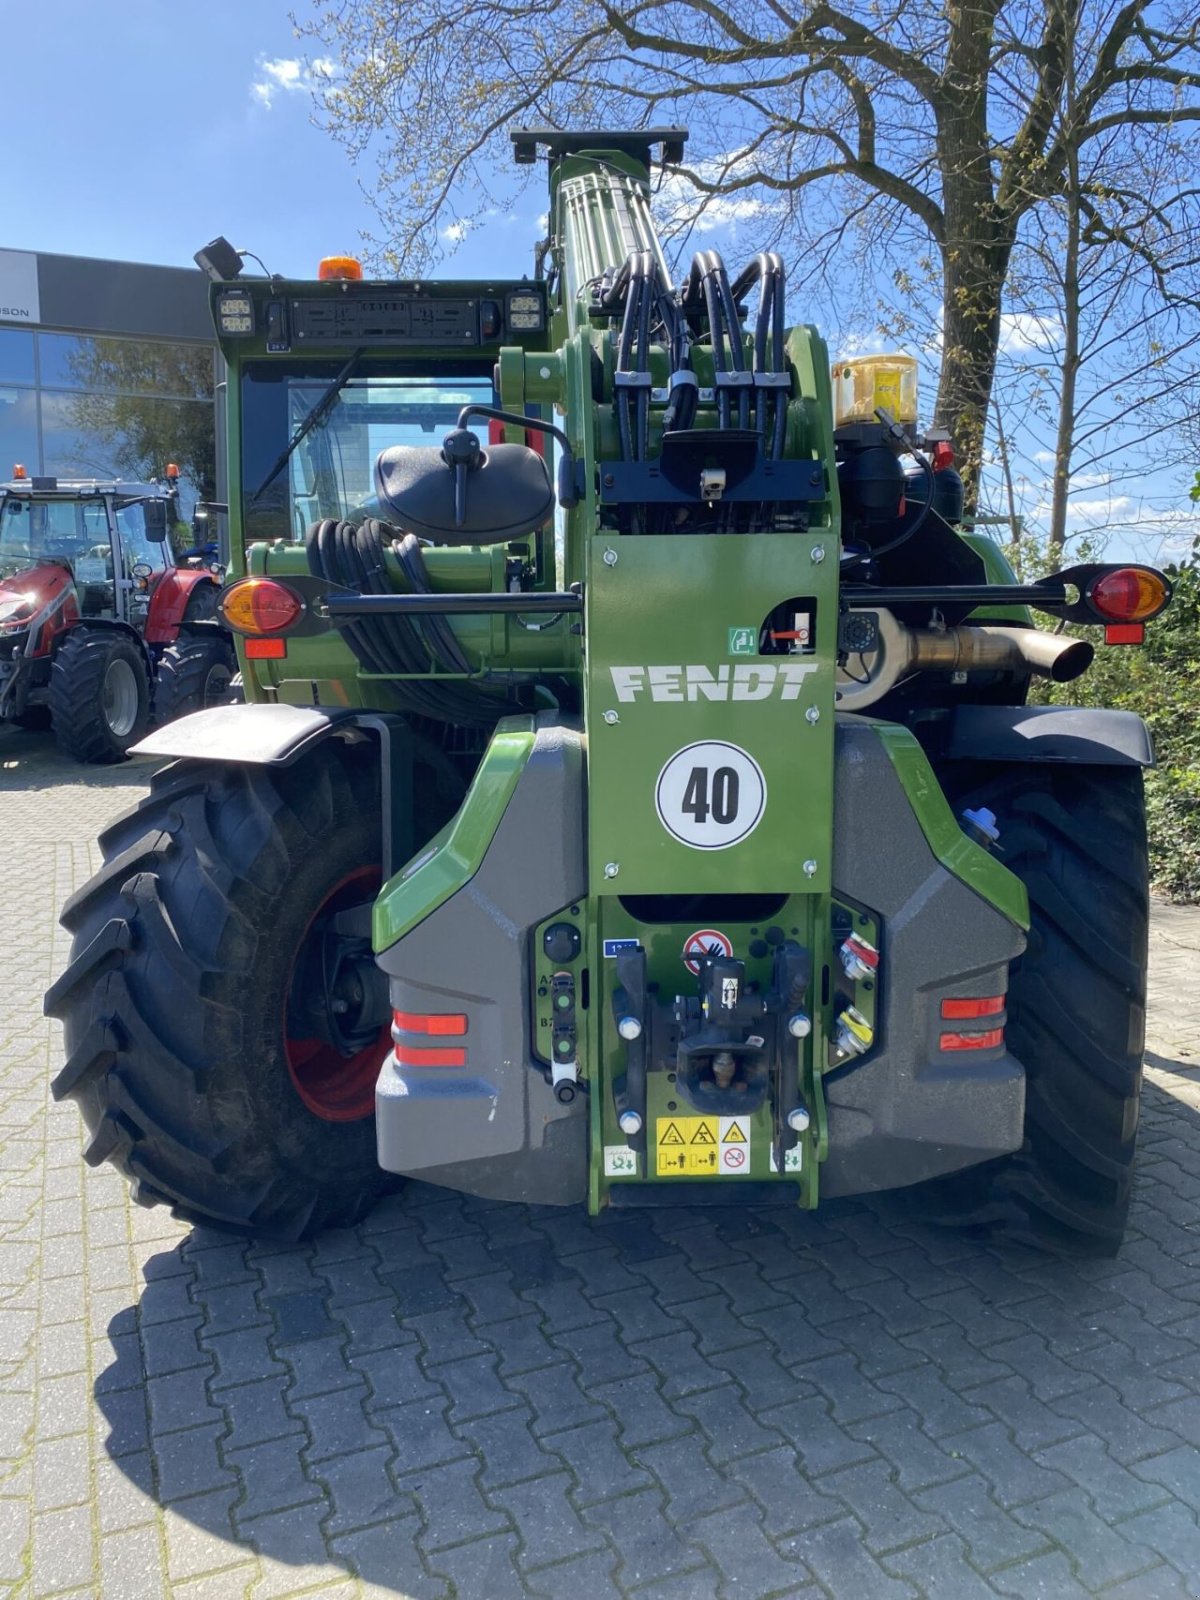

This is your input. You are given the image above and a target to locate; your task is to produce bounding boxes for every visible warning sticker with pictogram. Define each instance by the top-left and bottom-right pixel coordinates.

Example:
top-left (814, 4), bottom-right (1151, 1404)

top-left (719, 1115), bottom-right (753, 1174)
top-left (682, 928), bottom-right (733, 975)
top-left (655, 1115), bottom-right (720, 1175)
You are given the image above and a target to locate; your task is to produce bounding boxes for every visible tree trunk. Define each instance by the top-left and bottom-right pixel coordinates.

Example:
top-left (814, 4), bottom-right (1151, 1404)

top-left (932, 0), bottom-right (1012, 513)
top-left (935, 237), bottom-right (1013, 511)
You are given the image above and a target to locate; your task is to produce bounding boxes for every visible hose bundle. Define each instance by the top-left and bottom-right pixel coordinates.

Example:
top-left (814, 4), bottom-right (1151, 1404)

top-left (304, 517), bottom-right (519, 727)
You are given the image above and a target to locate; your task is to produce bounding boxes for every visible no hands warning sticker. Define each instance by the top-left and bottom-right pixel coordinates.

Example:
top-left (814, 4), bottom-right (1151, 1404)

top-left (682, 928), bottom-right (733, 975)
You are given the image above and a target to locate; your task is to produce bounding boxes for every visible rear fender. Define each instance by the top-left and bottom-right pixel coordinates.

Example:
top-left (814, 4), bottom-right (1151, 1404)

top-left (944, 704), bottom-right (1154, 767)
top-left (144, 568), bottom-right (219, 643)
top-left (53, 617), bottom-right (152, 674)
top-left (131, 704), bottom-right (418, 876)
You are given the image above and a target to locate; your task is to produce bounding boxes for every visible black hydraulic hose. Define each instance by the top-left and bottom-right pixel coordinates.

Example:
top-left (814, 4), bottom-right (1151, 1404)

top-left (868, 449), bottom-right (936, 560)
top-left (615, 253), bottom-right (642, 463)
top-left (691, 253), bottom-right (730, 427)
top-left (393, 530), bottom-right (472, 675)
top-left (634, 251), bottom-right (654, 461)
top-left (305, 517), bottom-right (517, 725)
top-left (771, 255), bottom-right (787, 459)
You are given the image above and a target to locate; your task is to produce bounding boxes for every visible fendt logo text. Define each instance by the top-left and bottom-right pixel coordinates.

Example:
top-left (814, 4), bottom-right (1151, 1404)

top-left (610, 662), bottom-right (818, 703)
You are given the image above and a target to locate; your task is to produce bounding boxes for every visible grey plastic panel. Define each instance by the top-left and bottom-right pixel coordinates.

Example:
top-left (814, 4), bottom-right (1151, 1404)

top-left (823, 717), bottom-right (1027, 1196)
top-left (945, 704), bottom-right (1154, 767)
top-left (375, 717), bottom-right (587, 1204)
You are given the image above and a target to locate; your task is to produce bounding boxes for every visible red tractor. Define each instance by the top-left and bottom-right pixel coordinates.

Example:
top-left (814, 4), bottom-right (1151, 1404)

top-left (0, 467), bottom-right (236, 762)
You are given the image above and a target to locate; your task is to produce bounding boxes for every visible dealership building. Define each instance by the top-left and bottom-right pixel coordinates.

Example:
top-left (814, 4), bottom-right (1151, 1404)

top-left (0, 247), bottom-right (217, 509)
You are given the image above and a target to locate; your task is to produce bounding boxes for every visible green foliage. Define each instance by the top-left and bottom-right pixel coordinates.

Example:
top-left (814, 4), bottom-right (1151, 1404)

top-left (1035, 534), bottom-right (1200, 901)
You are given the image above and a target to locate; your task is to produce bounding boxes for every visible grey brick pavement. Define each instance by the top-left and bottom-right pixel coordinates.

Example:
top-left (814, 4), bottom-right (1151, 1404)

top-left (3, 727), bottom-right (1200, 1600)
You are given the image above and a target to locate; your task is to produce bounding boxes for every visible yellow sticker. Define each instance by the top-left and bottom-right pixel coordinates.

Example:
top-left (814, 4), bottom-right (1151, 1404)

top-left (655, 1115), bottom-right (721, 1175)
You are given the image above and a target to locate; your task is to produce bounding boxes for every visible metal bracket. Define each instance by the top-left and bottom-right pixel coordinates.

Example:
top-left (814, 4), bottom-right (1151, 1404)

top-left (356, 713), bottom-right (413, 881)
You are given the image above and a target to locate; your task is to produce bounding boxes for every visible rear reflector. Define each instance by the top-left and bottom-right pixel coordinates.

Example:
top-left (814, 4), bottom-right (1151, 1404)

top-left (1105, 622), bottom-right (1145, 646)
top-left (244, 637), bottom-right (287, 659)
top-left (941, 996), bottom-right (1004, 1020)
top-left (941, 1027), bottom-right (1004, 1052)
top-left (393, 1045), bottom-right (466, 1068)
top-left (393, 1010), bottom-right (467, 1036)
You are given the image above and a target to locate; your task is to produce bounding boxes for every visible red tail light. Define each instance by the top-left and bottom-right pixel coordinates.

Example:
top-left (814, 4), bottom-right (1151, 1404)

top-left (393, 1045), bottom-right (467, 1068)
top-left (393, 1010), bottom-right (467, 1036)
top-left (941, 996), bottom-right (1004, 1020)
top-left (941, 1028), bottom-right (1004, 1052)
top-left (220, 577), bottom-right (303, 635)
top-left (1088, 567), bottom-right (1169, 623)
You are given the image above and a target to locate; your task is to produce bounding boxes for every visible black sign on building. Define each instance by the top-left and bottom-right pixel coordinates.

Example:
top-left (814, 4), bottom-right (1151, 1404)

top-left (0, 247), bottom-right (217, 511)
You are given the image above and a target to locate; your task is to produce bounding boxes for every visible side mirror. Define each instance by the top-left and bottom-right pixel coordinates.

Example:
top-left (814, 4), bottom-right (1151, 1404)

top-left (143, 499), bottom-right (169, 543)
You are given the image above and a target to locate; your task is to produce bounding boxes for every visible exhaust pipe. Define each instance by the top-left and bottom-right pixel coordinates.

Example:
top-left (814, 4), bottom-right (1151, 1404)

top-left (909, 625), bottom-right (1093, 683)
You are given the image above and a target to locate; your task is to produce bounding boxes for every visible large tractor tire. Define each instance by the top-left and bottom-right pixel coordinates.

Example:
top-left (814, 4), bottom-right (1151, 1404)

top-left (930, 763), bottom-right (1149, 1255)
top-left (45, 745), bottom-right (404, 1239)
top-left (154, 631), bottom-right (237, 722)
top-left (48, 627), bottom-right (151, 763)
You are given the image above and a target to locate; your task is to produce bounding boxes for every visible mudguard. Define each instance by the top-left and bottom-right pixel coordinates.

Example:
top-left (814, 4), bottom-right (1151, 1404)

top-left (130, 703), bottom-right (365, 765)
top-left (144, 567), bottom-right (220, 643)
top-left (944, 704), bottom-right (1154, 767)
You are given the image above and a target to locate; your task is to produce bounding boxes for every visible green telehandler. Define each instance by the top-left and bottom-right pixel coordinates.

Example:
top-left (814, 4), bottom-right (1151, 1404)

top-left (46, 129), bottom-right (1171, 1254)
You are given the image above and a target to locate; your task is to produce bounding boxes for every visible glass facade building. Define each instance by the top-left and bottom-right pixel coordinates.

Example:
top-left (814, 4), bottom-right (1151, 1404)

top-left (0, 248), bottom-right (216, 515)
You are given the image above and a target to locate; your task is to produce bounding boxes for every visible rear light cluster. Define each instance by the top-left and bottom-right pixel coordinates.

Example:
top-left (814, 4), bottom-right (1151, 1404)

top-left (940, 995), bottom-right (1005, 1052)
top-left (219, 577), bottom-right (303, 635)
top-left (391, 1009), bottom-right (467, 1068)
top-left (1083, 565), bottom-right (1170, 646)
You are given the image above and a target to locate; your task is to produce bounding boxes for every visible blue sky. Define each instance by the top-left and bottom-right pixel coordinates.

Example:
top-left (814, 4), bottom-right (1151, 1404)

top-left (5, 0), bottom-right (535, 282)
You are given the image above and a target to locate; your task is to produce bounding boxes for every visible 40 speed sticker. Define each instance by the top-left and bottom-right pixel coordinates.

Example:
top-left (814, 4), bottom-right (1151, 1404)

top-left (655, 741), bottom-right (766, 850)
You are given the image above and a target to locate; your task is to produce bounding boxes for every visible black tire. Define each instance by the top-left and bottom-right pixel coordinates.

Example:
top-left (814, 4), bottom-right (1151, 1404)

top-left (154, 632), bottom-right (237, 723)
top-left (48, 628), bottom-right (151, 763)
top-left (46, 745), bottom-right (407, 1239)
top-left (929, 763), bottom-right (1148, 1255)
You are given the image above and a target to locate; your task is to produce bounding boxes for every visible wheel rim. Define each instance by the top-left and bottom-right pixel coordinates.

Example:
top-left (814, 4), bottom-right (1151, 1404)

top-left (284, 865), bottom-right (388, 1122)
top-left (102, 657), bottom-right (140, 738)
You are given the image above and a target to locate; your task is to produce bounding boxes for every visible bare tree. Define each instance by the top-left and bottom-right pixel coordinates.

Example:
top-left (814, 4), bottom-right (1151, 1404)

top-left (302, 0), bottom-right (1200, 505)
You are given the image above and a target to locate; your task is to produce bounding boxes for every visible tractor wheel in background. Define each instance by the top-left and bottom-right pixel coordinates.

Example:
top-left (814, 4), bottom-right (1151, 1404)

top-left (45, 744), bottom-right (405, 1239)
top-left (48, 627), bottom-right (151, 764)
top-left (154, 632), bottom-right (237, 722)
top-left (926, 763), bottom-right (1148, 1255)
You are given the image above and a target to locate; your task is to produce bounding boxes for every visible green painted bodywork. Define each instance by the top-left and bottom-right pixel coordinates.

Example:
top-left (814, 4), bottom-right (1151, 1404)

top-left (871, 720), bottom-right (1030, 929)
top-left (372, 718), bottom-right (535, 951)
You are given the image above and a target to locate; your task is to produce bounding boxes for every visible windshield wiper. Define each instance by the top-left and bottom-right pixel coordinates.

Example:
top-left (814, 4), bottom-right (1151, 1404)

top-left (248, 349), bottom-right (364, 505)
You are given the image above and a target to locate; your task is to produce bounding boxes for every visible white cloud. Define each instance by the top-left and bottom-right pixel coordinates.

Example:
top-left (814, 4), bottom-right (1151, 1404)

top-left (998, 312), bottom-right (1063, 354)
top-left (440, 221), bottom-right (470, 244)
top-left (251, 56), bottom-right (336, 110)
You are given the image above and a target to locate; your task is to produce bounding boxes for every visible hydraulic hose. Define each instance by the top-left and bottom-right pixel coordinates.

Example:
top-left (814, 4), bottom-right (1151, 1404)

top-left (304, 518), bottom-right (516, 726)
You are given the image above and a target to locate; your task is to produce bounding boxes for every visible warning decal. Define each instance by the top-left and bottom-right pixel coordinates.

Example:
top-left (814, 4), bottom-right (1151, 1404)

top-left (719, 1116), bottom-right (753, 1174)
top-left (656, 1115), bottom-right (754, 1176)
top-left (682, 928), bottom-right (733, 976)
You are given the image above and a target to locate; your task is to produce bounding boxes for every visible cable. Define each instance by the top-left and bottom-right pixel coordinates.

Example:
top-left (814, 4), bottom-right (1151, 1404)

top-left (867, 449), bottom-right (935, 560)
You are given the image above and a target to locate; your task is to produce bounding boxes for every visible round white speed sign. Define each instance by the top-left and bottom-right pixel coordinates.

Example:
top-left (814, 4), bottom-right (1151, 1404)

top-left (655, 741), bottom-right (766, 850)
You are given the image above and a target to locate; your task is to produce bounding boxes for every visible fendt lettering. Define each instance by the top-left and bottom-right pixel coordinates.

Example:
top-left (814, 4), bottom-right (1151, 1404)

top-left (610, 662), bottom-right (819, 702)
top-left (46, 126), bottom-right (1171, 1261)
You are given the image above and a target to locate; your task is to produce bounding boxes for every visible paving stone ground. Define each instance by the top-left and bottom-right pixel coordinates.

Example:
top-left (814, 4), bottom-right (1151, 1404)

top-left (3, 726), bottom-right (1200, 1600)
